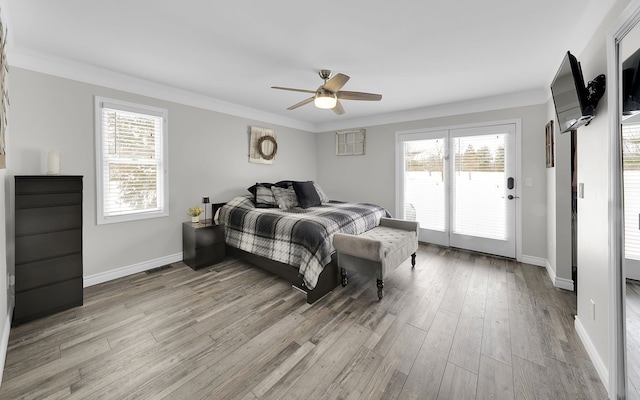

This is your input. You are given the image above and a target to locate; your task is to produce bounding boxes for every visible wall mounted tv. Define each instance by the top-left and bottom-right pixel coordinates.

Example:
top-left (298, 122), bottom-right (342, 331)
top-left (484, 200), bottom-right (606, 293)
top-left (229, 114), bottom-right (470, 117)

top-left (551, 51), bottom-right (594, 133)
top-left (623, 47), bottom-right (640, 115)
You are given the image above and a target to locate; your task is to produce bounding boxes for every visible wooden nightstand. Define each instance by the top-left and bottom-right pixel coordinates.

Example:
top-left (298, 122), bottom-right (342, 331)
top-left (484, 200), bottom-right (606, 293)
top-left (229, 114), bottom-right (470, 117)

top-left (182, 220), bottom-right (225, 270)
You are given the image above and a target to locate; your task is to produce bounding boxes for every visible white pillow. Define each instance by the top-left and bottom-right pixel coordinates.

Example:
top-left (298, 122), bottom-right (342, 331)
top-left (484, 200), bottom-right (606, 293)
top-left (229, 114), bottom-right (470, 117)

top-left (313, 182), bottom-right (330, 203)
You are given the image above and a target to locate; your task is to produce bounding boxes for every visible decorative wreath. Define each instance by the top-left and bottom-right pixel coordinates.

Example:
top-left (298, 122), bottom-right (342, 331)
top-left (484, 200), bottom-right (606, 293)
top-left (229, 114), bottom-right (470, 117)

top-left (257, 135), bottom-right (278, 160)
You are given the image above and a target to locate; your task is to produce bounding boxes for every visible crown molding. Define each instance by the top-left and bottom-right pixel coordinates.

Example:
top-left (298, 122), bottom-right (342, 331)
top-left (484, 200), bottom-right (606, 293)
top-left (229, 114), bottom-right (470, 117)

top-left (9, 46), bottom-right (548, 133)
top-left (9, 47), bottom-right (317, 132)
top-left (315, 89), bottom-right (549, 132)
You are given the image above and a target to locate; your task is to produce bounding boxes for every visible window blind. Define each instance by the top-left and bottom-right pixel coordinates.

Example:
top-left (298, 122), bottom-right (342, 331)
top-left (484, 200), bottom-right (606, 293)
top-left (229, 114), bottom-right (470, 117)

top-left (623, 124), bottom-right (640, 260)
top-left (96, 97), bottom-right (167, 223)
top-left (452, 134), bottom-right (507, 240)
top-left (403, 138), bottom-right (446, 231)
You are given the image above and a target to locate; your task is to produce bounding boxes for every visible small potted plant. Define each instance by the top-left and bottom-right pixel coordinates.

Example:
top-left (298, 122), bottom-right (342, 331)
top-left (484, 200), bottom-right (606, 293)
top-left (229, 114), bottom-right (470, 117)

top-left (187, 206), bottom-right (204, 223)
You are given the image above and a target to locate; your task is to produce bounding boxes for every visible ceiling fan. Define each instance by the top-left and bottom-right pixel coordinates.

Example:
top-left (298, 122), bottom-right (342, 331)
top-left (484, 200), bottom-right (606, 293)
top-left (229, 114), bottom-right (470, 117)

top-left (271, 70), bottom-right (382, 115)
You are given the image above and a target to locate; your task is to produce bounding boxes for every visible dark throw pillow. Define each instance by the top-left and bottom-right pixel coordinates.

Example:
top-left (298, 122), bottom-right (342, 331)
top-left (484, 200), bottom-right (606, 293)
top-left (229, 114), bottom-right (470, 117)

top-left (293, 181), bottom-right (322, 209)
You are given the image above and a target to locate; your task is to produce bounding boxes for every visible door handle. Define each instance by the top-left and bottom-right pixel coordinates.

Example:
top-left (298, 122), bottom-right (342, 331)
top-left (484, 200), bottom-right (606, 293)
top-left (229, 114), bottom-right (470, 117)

top-left (507, 195), bottom-right (520, 200)
top-left (507, 177), bottom-right (514, 190)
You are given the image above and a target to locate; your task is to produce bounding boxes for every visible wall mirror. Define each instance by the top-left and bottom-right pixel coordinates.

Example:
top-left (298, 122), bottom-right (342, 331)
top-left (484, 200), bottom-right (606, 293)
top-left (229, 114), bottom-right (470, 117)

top-left (621, 19), bottom-right (640, 400)
top-left (610, 1), bottom-right (640, 398)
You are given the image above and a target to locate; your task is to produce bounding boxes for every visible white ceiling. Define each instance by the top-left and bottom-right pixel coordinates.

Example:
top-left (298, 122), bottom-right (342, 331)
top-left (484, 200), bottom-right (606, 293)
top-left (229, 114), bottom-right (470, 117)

top-left (4, 0), bottom-right (618, 132)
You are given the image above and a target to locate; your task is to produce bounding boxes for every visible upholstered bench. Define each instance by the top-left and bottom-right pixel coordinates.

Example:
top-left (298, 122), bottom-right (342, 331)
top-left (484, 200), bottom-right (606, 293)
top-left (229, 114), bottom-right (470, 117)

top-left (333, 217), bottom-right (419, 300)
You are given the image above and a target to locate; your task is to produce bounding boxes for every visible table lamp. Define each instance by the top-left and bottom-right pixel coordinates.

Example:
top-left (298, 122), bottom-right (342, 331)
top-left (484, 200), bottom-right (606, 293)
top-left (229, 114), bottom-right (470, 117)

top-left (202, 196), bottom-right (210, 225)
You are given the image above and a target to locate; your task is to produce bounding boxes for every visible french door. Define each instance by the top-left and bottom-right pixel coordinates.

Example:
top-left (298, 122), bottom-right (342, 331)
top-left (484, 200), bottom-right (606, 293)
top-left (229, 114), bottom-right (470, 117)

top-left (397, 123), bottom-right (517, 258)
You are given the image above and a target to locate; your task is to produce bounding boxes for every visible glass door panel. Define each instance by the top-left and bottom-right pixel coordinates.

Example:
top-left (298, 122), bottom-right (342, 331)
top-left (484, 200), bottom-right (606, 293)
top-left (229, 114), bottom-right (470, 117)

top-left (449, 125), bottom-right (515, 258)
top-left (398, 123), bottom-right (516, 258)
top-left (399, 131), bottom-right (449, 246)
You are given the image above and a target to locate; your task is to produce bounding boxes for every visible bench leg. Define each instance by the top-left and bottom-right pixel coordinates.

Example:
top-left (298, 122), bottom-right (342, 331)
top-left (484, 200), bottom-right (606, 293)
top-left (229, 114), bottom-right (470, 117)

top-left (341, 268), bottom-right (348, 287)
top-left (377, 279), bottom-right (384, 300)
top-left (411, 253), bottom-right (416, 268)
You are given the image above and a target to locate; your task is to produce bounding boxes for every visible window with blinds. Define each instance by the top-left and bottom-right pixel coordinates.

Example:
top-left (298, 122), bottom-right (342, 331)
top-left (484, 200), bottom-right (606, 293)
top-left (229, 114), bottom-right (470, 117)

top-left (623, 123), bottom-right (640, 260)
top-left (452, 134), bottom-right (507, 240)
top-left (95, 97), bottom-right (168, 224)
top-left (402, 138), bottom-right (446, 231)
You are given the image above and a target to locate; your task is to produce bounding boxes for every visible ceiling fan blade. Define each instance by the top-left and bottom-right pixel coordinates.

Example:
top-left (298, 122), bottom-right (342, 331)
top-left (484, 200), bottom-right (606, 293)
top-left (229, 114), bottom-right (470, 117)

top-left (272, 86), bottom-right (316, 94)
top-left (323, 73), bottom-right (350, 93)
top-left (332, 100), bottom-right (345, 115)
top-left (287, 96), bottom-right (314, 110)
top-left (337, 91), bottom-right (382, 101)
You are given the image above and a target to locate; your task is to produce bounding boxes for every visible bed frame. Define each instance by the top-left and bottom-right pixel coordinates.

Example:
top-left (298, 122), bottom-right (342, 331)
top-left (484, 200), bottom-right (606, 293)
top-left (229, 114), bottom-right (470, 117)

top-left (226, 244), bottom-right (340, 304)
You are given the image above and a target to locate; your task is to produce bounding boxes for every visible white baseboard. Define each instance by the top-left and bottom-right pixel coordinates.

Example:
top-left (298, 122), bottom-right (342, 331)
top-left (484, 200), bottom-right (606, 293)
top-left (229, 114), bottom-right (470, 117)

top-left (544, 259), bottom-right (574, 291)
top-left (521, 255), bottom-right (546, 267)
top-left (575, 316), bottom-right (609, 395)
top-left (0, 297), bottom-right (14, 386)
top-left (83, 253), bottom-right (183, 287)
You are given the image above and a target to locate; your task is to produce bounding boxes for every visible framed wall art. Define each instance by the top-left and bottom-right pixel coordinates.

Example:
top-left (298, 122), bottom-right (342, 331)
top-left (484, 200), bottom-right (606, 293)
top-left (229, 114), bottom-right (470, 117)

top-left (336, 129), bottom-right (365, 156)
top-left (249, 126), bottom-right (277, 164)
top-left (545, 120), bottom-right (554, 168)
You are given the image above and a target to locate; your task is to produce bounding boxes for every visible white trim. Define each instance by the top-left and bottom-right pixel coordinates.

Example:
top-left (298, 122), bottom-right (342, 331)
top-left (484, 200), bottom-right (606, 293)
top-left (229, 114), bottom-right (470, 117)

top-left (554, 277), bottom-right (575, 292)
top-left (514, 119), bottom-right (523, 263)
top-left (83, 253), bottom-right (183, 287)
top-left (94, 96), bottom-right (170, 225)
top-left (10, 48), bottom-right (317, 132)
top-left (8, 47), bottom-right (548, 134)
top-left (575, 316), bottom-right (610, 397)
top-left (607, 1), bottom-right (640, 398)
top-left (320, 90), bottom-right (545, 133)
top-left (0, 297), bottom-right (13, 387)
top-left (544, 259), bottom-right (574, 291)
top-left (521, 255), bottom-right (546, 267)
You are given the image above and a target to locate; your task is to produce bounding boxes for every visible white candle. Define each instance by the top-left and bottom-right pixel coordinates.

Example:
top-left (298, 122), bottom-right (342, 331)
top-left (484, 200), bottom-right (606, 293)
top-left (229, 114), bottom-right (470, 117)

top-left (47, 150), bottom-right (59, 175)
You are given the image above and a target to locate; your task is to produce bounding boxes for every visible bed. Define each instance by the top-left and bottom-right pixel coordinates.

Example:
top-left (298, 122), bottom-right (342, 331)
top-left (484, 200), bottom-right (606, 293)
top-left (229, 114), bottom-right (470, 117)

top-left (219, 192), bottom-right (389, 303)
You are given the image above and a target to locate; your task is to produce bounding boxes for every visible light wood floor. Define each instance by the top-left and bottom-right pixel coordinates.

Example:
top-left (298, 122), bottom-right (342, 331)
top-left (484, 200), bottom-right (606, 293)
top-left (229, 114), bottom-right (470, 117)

top-left (0, 244), bottom-right (607, 399)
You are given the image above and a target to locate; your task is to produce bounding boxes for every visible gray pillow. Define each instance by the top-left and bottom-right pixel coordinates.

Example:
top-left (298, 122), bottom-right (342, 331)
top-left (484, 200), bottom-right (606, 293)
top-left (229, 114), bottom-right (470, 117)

top-left (255, 185), bottom-right (278, 208)
top-left (271, 186), bottom-right (299, 210)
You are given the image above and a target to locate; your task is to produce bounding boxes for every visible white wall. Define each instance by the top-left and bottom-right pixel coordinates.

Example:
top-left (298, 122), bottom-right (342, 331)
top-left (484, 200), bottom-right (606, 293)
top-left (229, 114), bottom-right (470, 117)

top-left (7, 67), bottom-right (316, 281)
top-left (545, 98), bottom-right (573, 287)
top-left (563, 0), bottom-right (634, 388)
top-left (316, 104), bottom-right (548, 261)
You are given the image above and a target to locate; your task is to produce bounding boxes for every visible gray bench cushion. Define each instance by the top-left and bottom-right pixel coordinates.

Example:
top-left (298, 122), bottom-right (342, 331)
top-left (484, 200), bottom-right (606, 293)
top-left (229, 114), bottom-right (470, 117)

top-left (333, 217), bottom-right (419, 281)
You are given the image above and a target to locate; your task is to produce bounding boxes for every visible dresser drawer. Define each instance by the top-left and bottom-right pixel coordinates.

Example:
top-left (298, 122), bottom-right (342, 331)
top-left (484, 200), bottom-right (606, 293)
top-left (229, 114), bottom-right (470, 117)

top-left (15, 229), bottom-right (82, 265)
top-left (16, 253), bottom-right (82, 292)
top-left (16, 177), bottom-right (82, 195)
top-left (16, 205), bottom-right (82, 236)
top-left (184, 243), bottom-right (225, 269)
top-left (195, 226), bottom-right (224, 249)
top-left (14, 277), bottom-right (83, 325)
top-left (16, 192), bottom-right (82, 209)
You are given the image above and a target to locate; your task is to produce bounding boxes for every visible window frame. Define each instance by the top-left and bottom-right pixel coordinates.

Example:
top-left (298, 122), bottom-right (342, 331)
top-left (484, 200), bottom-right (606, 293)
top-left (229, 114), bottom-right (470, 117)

top-left (94, 96), bottom-right (169, 225)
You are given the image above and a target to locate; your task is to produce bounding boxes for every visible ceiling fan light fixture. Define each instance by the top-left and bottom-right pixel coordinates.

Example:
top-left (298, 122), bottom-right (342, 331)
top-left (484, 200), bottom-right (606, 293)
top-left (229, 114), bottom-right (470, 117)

top-left (314, 90), bottom-right (337, 109)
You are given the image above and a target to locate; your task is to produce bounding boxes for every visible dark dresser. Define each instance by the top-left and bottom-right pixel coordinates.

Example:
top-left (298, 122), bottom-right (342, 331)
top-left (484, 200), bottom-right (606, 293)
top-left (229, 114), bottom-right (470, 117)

top-left (14, 175), bottom-right (83, 325)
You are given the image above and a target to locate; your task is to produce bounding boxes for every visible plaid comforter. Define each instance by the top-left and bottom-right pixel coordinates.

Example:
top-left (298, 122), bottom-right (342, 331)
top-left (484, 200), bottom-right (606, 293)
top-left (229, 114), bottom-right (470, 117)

top-left (220, 195), bottom-right (389, 289)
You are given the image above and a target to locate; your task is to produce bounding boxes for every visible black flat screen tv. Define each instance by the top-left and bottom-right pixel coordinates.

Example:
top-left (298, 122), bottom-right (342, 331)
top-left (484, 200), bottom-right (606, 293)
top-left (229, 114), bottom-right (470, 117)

top-left (623, 47), bottom-right (640, 114)
top-left (551, 51), bottom-right (594, 133)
